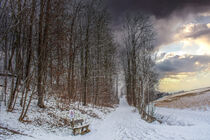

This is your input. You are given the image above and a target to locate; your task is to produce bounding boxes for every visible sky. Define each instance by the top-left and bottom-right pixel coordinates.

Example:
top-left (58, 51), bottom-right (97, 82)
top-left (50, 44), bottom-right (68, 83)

top-left (108, 0), bottom-right (210, 92)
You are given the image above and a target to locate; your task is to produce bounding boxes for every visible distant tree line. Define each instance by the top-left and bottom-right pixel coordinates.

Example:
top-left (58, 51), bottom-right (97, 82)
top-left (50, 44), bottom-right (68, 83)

top-left (0, 0), bottom-right (118, 121)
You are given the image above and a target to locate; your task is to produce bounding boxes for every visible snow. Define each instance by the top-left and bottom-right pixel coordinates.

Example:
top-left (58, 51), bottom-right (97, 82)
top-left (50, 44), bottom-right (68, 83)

top-left (155, 87), bottom-right (210, 109)
top-left (0, 93), bottom-right (115, 140)
top-left (1, 96), bottom-right (210, 140)
top-left (156, 87), bottom-right (210, 103)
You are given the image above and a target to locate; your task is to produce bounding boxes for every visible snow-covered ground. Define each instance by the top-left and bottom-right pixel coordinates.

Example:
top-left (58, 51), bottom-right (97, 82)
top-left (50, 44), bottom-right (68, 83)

top-left (1, 96), bottom-right (210, 140)
top-left (0, 94), bottom-right (115, 140)
top-left (155, 87), bottom-right (210, 109)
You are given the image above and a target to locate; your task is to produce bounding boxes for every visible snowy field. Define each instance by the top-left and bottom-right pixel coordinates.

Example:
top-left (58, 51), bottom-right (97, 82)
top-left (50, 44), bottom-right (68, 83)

top-left (1, 96), bottom-right (210, 140)
top-left (155, 87), bottom-right (210, 109)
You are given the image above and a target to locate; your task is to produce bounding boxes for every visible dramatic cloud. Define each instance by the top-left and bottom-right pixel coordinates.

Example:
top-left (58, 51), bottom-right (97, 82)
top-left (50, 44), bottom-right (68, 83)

top-left (154, 14), bottom-right (210, 46)
top-left (174, 23), bottom-right (210, 39)
top-left (184, 24), bottom-right (210, 39)
top-left (156, 54), bottom-right (210, 78)
top-left (153, 14), bottom-right (188, 47)
top-left (107, 0), bottom-right (210, 19)
top-left (109, 0), bottom-right (210, 48)
top-left (157, 54), bottom-right (210, 92)
top-left (187, 28), bottom-right (210, 38)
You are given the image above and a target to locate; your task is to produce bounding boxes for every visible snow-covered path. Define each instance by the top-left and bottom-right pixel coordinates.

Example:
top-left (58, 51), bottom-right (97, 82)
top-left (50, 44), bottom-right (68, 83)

top-left (81, 97), bottom-right (154, 140)
top-left (81, 97), bottom-right (159, 140)
top-left (11, 97), bottom-right (210, 140)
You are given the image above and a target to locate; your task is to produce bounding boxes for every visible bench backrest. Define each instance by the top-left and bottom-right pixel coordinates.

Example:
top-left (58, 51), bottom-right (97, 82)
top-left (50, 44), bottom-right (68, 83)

top-left (70, 119), bottom-right (84, 127)
top-left (74, 119), bottom-right (84, 124)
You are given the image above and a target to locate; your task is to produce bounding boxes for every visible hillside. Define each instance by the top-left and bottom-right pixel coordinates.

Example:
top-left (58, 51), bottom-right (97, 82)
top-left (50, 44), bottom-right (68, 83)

top-left (155, 87), bottom-right (210, 110)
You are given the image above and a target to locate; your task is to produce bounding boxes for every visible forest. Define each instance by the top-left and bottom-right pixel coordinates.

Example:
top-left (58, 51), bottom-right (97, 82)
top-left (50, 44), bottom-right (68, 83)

top-left (0, 0), bottom-right (158, 126)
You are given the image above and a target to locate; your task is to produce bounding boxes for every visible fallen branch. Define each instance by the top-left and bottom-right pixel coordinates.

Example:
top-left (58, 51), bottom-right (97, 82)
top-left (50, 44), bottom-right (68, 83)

top-left (0, 73), bottom-right (17, 77)
top-left (0, 125), bottom-right (34, 138)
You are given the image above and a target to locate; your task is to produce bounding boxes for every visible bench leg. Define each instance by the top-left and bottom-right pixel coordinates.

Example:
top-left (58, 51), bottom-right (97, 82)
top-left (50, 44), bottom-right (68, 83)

top-left (73, 128), bottom-right (81, 136)
top-left (81, 127), bottom-right (90, 135)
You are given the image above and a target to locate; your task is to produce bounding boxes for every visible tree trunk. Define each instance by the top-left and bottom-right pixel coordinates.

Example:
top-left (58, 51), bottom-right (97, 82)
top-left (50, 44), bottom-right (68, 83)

top-left (37, 0), bottom-right (51, 108)
top-left (37, 0), bottom-right (44, 108)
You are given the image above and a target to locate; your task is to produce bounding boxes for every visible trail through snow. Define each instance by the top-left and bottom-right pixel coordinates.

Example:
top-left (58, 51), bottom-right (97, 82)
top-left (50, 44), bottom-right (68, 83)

top-left (29, 97), bottom-right (210, 140)
top-left (81, 97), bottom-right (158, 140)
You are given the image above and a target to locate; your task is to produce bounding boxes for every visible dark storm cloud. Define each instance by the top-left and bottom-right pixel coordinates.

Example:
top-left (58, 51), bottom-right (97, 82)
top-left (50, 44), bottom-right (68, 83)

top-left (186, 28), bottom-right (210, 39)
top-left (107, 0), bottom-right (210, 18)
top-left (109, 0), bottom-right (210, 47)
top-left (177, 23), bottom-right (210, 39)
top-left (156, 54), bottom-right (210, 77)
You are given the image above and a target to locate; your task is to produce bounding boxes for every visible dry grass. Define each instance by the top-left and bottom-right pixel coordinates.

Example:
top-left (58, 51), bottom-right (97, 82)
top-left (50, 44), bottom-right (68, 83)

top-left (155, 88), bottom-right (210, 110)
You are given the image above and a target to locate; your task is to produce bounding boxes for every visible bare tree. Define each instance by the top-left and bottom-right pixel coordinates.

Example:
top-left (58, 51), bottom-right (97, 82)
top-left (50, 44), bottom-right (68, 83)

top-left (121, 13), bottom-right (158, 121)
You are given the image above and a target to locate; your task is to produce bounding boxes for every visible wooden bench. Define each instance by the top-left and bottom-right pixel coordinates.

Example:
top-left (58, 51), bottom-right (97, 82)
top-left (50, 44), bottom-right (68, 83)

top-left (70, 119), bottom-right (90, 135)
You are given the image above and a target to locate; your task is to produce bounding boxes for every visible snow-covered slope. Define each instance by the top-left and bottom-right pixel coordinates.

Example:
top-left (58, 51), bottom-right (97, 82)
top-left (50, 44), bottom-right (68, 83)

top-left (155, 87), bottom-right (210, 109)
top-left (0, 96), bottom-right (115, 140)
top-left (2, 97), bottom-right (210, 140)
